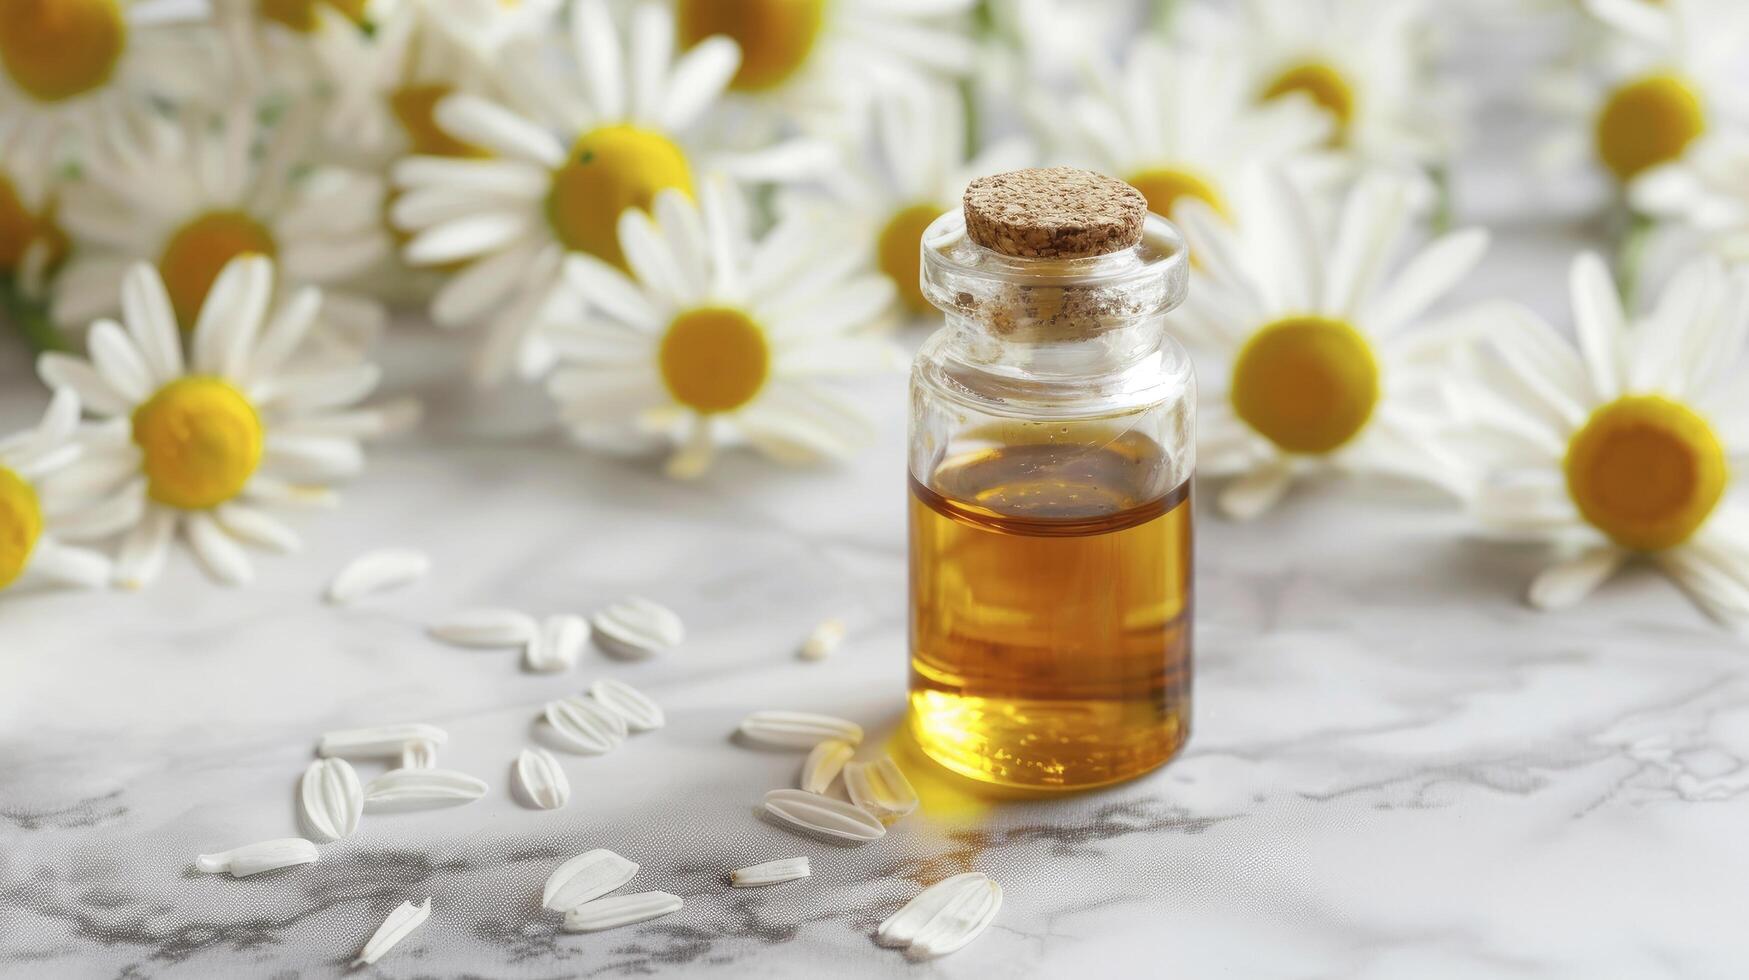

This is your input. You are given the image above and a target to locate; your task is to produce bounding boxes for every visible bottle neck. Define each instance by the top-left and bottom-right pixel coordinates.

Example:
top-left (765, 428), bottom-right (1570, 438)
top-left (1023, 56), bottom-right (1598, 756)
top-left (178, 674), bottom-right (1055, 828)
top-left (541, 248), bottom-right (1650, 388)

top-left (942, 313), bottom-right (1168, 379)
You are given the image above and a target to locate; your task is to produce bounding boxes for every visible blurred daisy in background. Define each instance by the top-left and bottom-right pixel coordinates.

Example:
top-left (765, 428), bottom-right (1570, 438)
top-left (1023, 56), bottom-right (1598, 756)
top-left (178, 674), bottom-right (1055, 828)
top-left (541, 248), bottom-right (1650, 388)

top-left (1633, 130), bottom-right (1749, 265)
top-left (1459, 253), bottom-right (1749, 628)
top-left (0, 146), bottom-right (70, 305)
top-left (206, 0), bottom-right (368, 100)
top-left (1172, 171), bottom-right (1489, 519)
top-left (51, 103), bottom-right (389, 354)
top-left (38, 257), bottom-right (410, 588)
top-left (1045, 38), bottom-right (1334, 226)
top-left (391, 0), bottom-right (831, 386)
top-left (1534, 0), bottom-right (1749, 195)
top-left (545, 181), bottom-right (900, 478)
top-left (779, 81), bottom-right (1030, 325)
top-left (420, 0), bottom-right (561, 62)
top-left (0, 0), bottom-right (206, 185)
top-left (672, 0), bottom-right (978, 137)
top-left (0, 389), bottom-right (113, 594)
top-left (1171, 0), bottom-right (1462, 175)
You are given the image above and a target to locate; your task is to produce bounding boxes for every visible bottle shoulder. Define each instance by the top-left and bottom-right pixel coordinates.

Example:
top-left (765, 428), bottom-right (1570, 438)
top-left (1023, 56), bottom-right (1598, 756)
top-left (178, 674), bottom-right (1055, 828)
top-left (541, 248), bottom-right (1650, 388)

top-left (910, 326), bottom-right (1196, 421)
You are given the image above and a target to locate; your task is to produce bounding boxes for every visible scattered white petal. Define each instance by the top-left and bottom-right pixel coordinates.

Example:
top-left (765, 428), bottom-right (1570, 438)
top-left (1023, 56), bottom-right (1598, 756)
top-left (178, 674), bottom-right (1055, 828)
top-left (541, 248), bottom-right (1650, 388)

top-left (843, 758), bottom-right (920, 822)
top-left (429, 607), bottom-right (538, 648)
top-left (591, 597), bottom-right (684, 658)
top-left (562, 891), bottom-right (683, 932)
top-left (587, 678), bottom-right (665, 732)
top-left (731, 857), bottom-right (810, 887)
top-left (401, 740), bottom-right (439, 769)
top-left (363, 768), bottom-right (488, 810)
top-left (195, 838), bottom-right (319, 877)
top-left (515, 747), bottom-right (571, 810)
top-left (545, 696), bottom-right (628, 754)
top-left (799, 739), bottom-right (854, 795)
top-left (543, 849), bottom-right (639, 912)
top-left (877, 873), bottom-right (996, 952)
top-left (739, 711), bottom-right (863, 749)
top-left (800, 618), bottom-right (846, 661)
top-left (319, 724), bottom-right (449, 759)
top-left (761, 789), bottom-right (886, 844)
top-left (906, 876), bottom-right (1003, 958)
top-left (327, 548), bottom-right (431, 605)
top-left (527, 614), bottom-right (588, 672)
top-left (356, 898), bottom-right (431, 966)
top-left (299, 758), bottom-right (363, 842)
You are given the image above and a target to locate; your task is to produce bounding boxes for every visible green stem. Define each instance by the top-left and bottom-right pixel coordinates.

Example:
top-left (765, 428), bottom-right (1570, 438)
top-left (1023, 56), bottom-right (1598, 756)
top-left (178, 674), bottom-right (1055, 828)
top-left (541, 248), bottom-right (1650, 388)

top-left (1619, 211), bottom-right (1653, 312)
top-left (0, 278), bottom-right (68, 356)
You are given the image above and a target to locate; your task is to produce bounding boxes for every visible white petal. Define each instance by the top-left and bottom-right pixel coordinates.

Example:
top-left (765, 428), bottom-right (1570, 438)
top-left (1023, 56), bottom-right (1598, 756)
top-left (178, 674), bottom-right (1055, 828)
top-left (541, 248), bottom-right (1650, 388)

top-left (431, 95), bottom-right (565, 168)
top-left (1569, 252), bottom-right (1627, 401)
top-left (319, 723), bottom-right (449, 759)
top-left (1216, 460), bottom-right (1294, 521)
top-left (514, 747), bottom-right (571, 809)
top-left (119, 263), bottom-right (184, 383)
top-left (543, 849), bottom-right (639, 912)
top-left (591, 596), bottom-right (684, 658)
top-left (195, 838), bottom-right (319, 878)
top-left (113, 505), bottom-right (174, 590)
top-left (1526, 545), bottom-right (1627, 610)
top-left (213, 503), bottom-right (300, 554)
top-left (588, 678), bottom-right (665, 732)
top-left (526, 614), bottom-right (588, 672)
top-left (739, 711), bottom-right (863, 749)
top-left (730, 857), bottom-right (810, 888)
top-left (86, 320), bottom-right (153, 402)
top-left (562, 892), bottom-right (683, 933)
top-left (326, 548), bottom-right (430, 604)
top-left (300, 758), bottom-right (363, 842)
top-left (659, 36), bottom-right (739, 131)
top-left (355, 898), bottom-right (431, 967)
top-left (184, 512), bottom-right (254, 585)
top-left (429, 607), bottom-right (538, 648)
top-left (37, 353), bottom-right (132, 416)
top-left (363, 768), bottom-right (488, 810)
top-left (544, 695), bottom-right (627, 754)
top-left (761, 788), bottom-right (885, 844)
top-left (799, 739), bottom-right (853, 794)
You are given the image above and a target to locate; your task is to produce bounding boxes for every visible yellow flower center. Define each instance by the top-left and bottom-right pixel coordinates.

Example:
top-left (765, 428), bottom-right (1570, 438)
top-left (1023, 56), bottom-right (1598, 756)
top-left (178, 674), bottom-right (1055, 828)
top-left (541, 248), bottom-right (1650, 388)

top-left (390, 84), bottom-right (488, 158)
top-left (157, 210), bottom-right (278, 329)
top-left (0, 0), bottom-right (127, 103)
top-left (675, 0), bottom-right (825, 92)
top-left (546, 125), bottom-right (693, 270)
top-left (259, 0), bottom-right (368, 32)
top-left (0, 464), bottom-right (43, 591)
top-left (1125, 167), bottom-right (1228, 220)
top-left (659, 306), bottom-right (769, 413)
top-left (1230, 315), bottom-right (1379, 454)
top-left (0, 173), bottom-right (67, 272)
top-left (877, 202), bottom-right (940, 315)
top-left (1594, 73), bottom-right (1706, 182)
top-left (1564, 395), bottom-right (1727, 551)
top-left (1261, 61), bottom-right (1354, 143)
top-left (132, 377), bottom-right (265, 510)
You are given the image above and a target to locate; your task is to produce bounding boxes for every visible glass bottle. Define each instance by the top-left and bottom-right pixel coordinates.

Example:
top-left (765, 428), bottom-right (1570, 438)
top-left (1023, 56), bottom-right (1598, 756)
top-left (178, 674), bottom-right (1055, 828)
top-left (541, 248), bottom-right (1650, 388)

top-left (908, 168), bottom-right (1195, 790)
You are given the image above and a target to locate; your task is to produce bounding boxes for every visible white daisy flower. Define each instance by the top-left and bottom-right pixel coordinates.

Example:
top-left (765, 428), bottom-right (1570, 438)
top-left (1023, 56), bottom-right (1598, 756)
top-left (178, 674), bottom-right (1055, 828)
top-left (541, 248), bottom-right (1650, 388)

top-left (0, 0), bottom-right (205, 189)
top-left (1533, 0), bottom-right (1749, 192)
top-left (672, 0), bottom-right (977, 136)
top-left (206, 0), bottom-right (368, 100)
top-left (778, 81), bottom-right (1031, 325)
top-left (419, 0), bottom-right (560, 63)
top-left (545, 181), bottom-right (901, 478)
top-left (1171, 170), bottom-right (1490, 519)
top-left (1633, 128), bottom-right (1749, 264)
top-left (1044, 37), bottom-right (1335, 225)
top-left (308, 0), bottom-right (543, 167)
top-left (1460, 252), bottom-right (1749, 629)
top-left (1171, 0), bottom-right (1462, 173)
top-left (51, 102), bottom-right (390, 354)
top-left (37, 257), bottom-right (408, 588)
top-left (392, 0), bottom-right (831, 386)
top-left (0, 389), bottom-right (113, 594)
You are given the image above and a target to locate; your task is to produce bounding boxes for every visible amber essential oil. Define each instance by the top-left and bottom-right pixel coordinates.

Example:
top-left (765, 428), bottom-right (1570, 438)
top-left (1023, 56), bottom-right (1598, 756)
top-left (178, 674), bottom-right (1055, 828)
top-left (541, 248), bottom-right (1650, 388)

top-left (908, 431), bottom-right (1193, 790)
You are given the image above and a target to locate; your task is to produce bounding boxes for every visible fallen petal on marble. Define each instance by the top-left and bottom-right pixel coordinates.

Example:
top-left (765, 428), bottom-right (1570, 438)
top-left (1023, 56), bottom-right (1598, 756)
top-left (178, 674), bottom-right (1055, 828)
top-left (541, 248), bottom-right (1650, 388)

top-left (907, 876), bottom-right (1002, 958)
top-left (543, 849), bottom-right (639, 912)
top-left (364, 768), bottom-right (488, 810)
top-left (299, 758), bottom-right (362, 841)
top-left (799, 739), bottom-right (854, 794)
top-left (355, 897), bottom-right (431, 966)
top-left (588, 678), bottom-right (665, 731)
top-left (876, 873), bottom-right (988, 948)
top-left (800, 617), bottom-right (845, 660)
top-left (545, 695), bottom-right (627, 754)
top-left (428, 607), bottom-right (538, 648)
top-left (319, 723), bottom-right (449, 759)
top-left (591, 597), bottom-right (684, 658)
top-left (739, 711), bottom-right (863, 749)
top-left (527, 614), bottom-right (587, 672)
top-left (326, 548), bottom-right (430, 604)
top-left (401, 739), bottom-right (439, 769)
top-left (562, 891), bottom-right (683, 932)
top-left (843, 757), bottom-right (919, 822)
top-left (761, 789), bottom-right (885, 844)
top-left (730, 857), bottom-right (810, 887)
top-left (515, 747), bottom-right (570, 809)
top-left (195, 838), bottom-right (320, 878)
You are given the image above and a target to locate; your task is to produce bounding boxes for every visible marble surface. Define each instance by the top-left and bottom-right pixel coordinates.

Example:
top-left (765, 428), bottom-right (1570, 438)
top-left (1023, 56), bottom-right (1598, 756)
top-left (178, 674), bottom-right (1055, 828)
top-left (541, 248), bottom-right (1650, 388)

top-left (7, 40), bottom-right (1749, 980)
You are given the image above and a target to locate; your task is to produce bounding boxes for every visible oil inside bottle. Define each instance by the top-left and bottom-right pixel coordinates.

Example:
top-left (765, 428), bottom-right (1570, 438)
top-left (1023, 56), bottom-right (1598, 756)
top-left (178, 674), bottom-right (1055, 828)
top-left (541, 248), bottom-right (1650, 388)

top-left (908, 429), bottom-right (1192, 790)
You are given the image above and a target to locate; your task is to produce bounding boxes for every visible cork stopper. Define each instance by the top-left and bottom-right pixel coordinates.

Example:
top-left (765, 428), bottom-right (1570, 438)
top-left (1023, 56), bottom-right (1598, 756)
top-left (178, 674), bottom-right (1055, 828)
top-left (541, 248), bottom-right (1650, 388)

top-left (963, 168), bottom-right (1147, 259)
